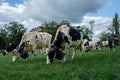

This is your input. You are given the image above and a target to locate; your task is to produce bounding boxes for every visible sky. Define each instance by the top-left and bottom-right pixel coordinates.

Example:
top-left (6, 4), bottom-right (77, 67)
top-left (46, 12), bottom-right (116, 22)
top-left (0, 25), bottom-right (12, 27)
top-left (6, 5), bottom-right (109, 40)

top-left (0, 0), bottom-right (120, 41)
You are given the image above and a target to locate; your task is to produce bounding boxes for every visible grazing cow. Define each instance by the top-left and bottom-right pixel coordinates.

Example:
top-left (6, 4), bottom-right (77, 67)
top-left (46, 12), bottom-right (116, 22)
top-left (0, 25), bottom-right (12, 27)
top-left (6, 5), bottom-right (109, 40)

top-left (13, 42), bottom-right (29, 61)
top-left (2, 42), bottom-right (19, 55)
top-left (89, 41), bottom-right (100, 50)
top-left (46, 24), bottom-right (83, 64)
top-left (108, 34), bottom-right (118, 51)
top-left (82, 39), bottom-right (90, 52)
top-left (13, 31), bottom-right (52, 62)
top-left (102, 41), bottom-right (108, 47)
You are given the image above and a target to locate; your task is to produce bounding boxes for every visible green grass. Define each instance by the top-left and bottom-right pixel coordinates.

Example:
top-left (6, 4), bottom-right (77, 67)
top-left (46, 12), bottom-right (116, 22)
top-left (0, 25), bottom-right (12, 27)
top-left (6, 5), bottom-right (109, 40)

top-left (0, 47), bottom-right (120, 80)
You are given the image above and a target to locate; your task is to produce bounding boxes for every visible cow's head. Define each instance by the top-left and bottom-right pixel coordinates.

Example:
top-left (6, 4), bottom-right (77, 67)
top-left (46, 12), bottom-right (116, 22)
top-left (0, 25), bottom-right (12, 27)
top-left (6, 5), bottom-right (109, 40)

top-left (13, 49), bottom-right (29, 62)
top-left (13, 49), bottom-right (20, 62)
top-left (13, 42), bottom-right (29, 62)
top-left (46, 45), bottom-right (65, 64)
top-left (46, 49), bottom-right (55, 64)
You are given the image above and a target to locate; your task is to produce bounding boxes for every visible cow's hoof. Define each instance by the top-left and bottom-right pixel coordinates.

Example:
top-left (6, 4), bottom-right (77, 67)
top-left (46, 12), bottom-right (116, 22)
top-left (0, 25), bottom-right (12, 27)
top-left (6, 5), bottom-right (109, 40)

top-left (47, 62), bottom-right (52, 64)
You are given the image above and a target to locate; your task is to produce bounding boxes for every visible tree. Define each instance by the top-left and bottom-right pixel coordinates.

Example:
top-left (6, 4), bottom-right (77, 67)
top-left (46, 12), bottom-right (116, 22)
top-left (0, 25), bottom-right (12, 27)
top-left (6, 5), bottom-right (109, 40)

top-left (41, 21), bottom-right (59, 41)
top-left (108, 13), bottom-right (120, 37)
top-left (99, 31), bottom-right (110, 42)
top-left (89, 20), bottom-right (95, 40)
top-left (5, 22), bottom-right (26, 43)
top-left (80, 25), bottom-right (92, 41)
top-left (0, 29), bottom-right (7, 49)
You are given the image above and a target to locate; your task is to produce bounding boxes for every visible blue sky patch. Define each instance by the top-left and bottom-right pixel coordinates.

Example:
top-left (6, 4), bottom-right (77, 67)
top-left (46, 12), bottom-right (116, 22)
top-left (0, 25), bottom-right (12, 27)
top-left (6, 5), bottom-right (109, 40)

top-left (1, 0), bottom-right (24, 6)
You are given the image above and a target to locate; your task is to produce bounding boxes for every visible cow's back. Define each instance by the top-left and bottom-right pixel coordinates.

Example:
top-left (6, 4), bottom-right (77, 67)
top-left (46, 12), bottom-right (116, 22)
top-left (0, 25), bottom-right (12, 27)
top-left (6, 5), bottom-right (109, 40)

top-left (19, 31), bottom-right (52, 52)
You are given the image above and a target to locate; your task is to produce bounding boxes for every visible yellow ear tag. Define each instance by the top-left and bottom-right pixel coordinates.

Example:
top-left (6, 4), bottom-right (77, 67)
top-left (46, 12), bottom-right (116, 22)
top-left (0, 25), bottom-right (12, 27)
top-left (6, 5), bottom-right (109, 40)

top-left (45, 50), bottom-right (48, 55)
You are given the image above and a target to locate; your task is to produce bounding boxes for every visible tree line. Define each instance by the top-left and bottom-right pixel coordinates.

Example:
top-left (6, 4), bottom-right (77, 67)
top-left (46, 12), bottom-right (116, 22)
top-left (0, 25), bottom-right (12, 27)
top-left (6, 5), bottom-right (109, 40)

top-left (0, 13), bottom-right (120, 49)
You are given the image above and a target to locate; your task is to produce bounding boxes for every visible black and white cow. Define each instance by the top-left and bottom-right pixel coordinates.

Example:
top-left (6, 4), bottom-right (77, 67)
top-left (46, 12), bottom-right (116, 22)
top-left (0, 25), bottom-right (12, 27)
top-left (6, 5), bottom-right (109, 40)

top-left (13, 42), bottom-right (29, 61)
top-left (46, 24), bottom-right (83, 64)
top-left (2, 42), bottom-right (19, 55)
top-left (108, 34), bottom-right (118, 51)
top-left (82, 39), bottom-right (90, 52)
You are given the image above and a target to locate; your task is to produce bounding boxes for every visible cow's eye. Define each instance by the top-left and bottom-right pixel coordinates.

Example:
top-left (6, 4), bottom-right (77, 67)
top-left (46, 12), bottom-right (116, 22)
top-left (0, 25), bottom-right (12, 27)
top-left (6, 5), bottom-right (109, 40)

top-left (14, 53), bottom-right (17, 56)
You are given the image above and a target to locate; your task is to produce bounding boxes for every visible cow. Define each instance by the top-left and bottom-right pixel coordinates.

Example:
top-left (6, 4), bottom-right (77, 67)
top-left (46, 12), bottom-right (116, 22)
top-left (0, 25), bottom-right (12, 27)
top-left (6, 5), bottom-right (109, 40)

top-left (13, 31), bottom-right (52, 62)
top-left (82, 39), bottom-right (90, 52)
top-left (46, 24), bottom-right (83, 64)
top-left (102, 41), bottom-right (108, 47)
top-left (89, 41), bottom-right (101, 50)
top-left (2, 42), bottom-right (19, 55)
top-left (108, 34), bottom-right (118, 51)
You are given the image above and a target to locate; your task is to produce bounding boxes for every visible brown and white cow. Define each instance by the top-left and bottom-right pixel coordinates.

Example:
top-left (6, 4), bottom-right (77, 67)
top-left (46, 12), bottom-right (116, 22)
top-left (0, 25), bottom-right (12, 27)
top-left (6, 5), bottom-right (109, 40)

top-left (13, 31), bottom-right (52, 62)
top-left (46, 24), bottom-right (83, 64)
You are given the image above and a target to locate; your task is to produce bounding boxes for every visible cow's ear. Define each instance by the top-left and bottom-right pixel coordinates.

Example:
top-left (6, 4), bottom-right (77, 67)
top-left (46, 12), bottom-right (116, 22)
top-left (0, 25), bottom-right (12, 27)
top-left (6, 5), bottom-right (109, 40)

top-left (14, 49), bottom-right (17, 52)
top-left (13, 49), bottom-right (17, 54)
top-left (45, 51), bottom-right (49, 55)
top-left (14, 53), bottom-right (17, 56)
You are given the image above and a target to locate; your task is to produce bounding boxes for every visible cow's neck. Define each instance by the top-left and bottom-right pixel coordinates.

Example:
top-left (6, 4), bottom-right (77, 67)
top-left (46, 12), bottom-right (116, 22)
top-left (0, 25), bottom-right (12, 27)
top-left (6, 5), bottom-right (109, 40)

top-left (52, 31), bottom-right (65, 49)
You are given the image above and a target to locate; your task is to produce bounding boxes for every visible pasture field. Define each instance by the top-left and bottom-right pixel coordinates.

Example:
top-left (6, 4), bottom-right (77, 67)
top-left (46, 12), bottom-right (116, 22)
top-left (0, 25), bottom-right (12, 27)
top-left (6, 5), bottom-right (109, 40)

top-left (0, 47), bottom-right (120, 80)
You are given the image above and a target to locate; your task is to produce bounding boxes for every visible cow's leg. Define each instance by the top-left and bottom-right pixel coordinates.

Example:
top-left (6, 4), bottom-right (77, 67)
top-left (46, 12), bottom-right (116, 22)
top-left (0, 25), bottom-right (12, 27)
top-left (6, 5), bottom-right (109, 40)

top-left (113, 46), bottom-right (115, 51)
top-left (33, 51), bottom-right (37, 59)
top-left (109, 46), bottom-right (112, 51)
top-left (46, 55), bottom-right (51, 64)
top-left (72, 48), bottom-right (76, 60)
top-left (40, 48), bottom-right (45, 53)
top-left (31, 45), bottom-right (38, 59)
top-left (79, 42), bottom-right (83, 57)
top-left (113, 48), bottom-right (115, 51)
top-left (62, 54), bottom-right (66, 63)
top-left (32, 50), bottom-right (38, 60)
top-left (79, 49), bottom-right (82, 58)
top-left (111, 43), bottom-right (116, 51)
top-left (109, 47), bottom-right (111, 51)
top-left (62, 50), bottom-right (67, 63)
top-left (62, 43), bottom-right (69, 63)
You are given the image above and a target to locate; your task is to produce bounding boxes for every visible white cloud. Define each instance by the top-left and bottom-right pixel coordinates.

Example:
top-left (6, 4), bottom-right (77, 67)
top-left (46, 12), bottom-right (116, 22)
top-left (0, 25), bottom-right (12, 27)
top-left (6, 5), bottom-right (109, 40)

top-left (0, 0), bottom-right (112, 41)
top-left (21, 18), bottom-right (41, 32)
top-left (0, 3), bottom-right (25, 23)
top-left (79, 16), bottom-right (112, 41)
top-left (0, 2), bottom-right (41, 30)
top-left (24, 0), bottom-right (109, 22)
top-left (0, 0), bottom-right (109, 27)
